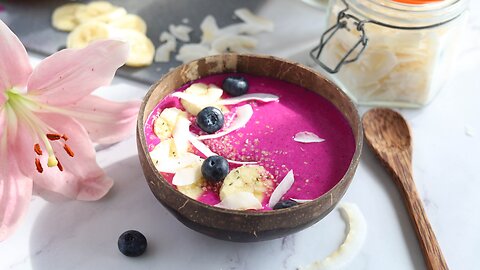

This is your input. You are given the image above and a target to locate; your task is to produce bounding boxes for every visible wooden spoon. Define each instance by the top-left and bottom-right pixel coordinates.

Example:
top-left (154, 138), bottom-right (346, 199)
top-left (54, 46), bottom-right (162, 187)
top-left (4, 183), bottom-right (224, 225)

top-left (362, 108), bottom-right (448, 270)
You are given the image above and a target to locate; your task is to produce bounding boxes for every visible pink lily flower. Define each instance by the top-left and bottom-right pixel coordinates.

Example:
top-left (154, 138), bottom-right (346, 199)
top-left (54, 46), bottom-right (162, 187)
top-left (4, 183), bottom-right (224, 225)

top-left (0, 20), bottom-right (141, 241)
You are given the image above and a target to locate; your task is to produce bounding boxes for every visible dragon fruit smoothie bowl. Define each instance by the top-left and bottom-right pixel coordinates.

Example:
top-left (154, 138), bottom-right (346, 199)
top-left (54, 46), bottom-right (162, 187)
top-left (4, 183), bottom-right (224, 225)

top-left (137, 54), bottom-right (362, 242)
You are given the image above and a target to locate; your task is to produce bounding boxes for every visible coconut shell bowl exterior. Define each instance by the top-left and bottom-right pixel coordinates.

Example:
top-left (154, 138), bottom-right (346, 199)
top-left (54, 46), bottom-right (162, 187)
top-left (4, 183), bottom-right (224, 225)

top-left (136, 54), bottom-right (363, 242)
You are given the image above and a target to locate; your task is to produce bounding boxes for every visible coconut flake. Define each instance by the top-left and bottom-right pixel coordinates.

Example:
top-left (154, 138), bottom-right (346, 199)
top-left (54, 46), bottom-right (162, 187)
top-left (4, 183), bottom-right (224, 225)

top-left (200, 15), bottom-right (219, 44)
top-left (215, 191), bottom-right (262, 210)
top-left (293, 131), bottom-right (325, 143)
top-left (155, 32), bottom-right (177, 63)
top-left (234, 8), bottom-right (274, 32)
top-left (290, 198), bottom-right (313, 204)
top-left (197, 104), bottom-right (253, 140)
top-left (268, 170), bottom-right (295, 208)
top-left (218, 93), bottom-right (279, 105)
top-left (187, 133), bottom-right (257, 165)
top-left (210, 34), bottom-right (257, 54)
top-left (176, 43), bottom-right (211, 63)
top-left (172, 163), bottom-right (203, 186)
top-left (299, 203), bottom-right (367, 270)
top-left (169, 24), bottom-right (193, 42)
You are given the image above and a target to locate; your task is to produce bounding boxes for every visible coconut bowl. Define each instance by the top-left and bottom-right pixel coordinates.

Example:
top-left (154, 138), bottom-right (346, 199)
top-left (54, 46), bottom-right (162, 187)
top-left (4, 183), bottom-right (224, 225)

top-left (136, 54), bottom-right (362, 242)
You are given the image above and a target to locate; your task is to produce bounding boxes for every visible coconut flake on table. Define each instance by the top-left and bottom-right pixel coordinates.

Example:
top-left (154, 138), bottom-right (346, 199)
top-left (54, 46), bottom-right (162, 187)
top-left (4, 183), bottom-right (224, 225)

top-left (176, 43), bottom-right (211, 63)
top-left (268, 170), bottom-right (295, 208)
top-left (215, 191), bottom-right (263, 210)
top-left (197, 104), bottom-right (253, 140)
top-left (210, 34), bottom-right (257, 54)
top-left (154, 31), bottom-right (177, 62)
top-left (299, 203), bottom-right (367, 270)
top-left (168, 24), bottom-right (193, 42)
top-left (218, 93), bottom-right (279, 105)
top-left (234, 8), bottom-right (274, 32)
top-left (293, 131), bottom-right (325, 143)
top-left (200, 15), bottom-right (220, 44)
top-left (187, 132), bottom-right (257, 165)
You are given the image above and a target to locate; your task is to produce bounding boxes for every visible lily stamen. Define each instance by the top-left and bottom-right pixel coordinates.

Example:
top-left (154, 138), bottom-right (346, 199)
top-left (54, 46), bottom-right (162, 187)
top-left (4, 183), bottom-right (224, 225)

top-left (64, 144), bottom-right (75, 157)
top-left (35, 158), bottom-right (43, 173)
top-left (46, 133), bottom-right (62, 140)
top-left (56, 158), bottom-right (64, 172)
top-left (62, 134), bottom-right (69, 141)
top-left (34, 143), bottom-right (42, 155)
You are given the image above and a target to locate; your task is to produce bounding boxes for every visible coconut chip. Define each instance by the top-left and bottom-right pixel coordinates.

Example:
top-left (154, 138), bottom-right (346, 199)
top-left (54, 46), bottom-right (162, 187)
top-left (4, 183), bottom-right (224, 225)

top-left (197, 104), bottom-right (253, 140)
top-left (188, 133), bottom-right (257, 165)
top-left (200, 15), bottom-right (219, 44)
top-left (234, 8), bottom-right (274, 32)
top-left (293, 131), bottom-right (325, 143)
top-left (268, 170), bottom-right (295, 208)
top-left (169, 24), bottom-right (193, 42)
top-left (217, 93), bottom-right (279, 105)
top-left (215, 191), bottom-right (263, 210)
top-left (210, 34), bottom-right (257, 54)
top-left (299, 203), bottom-right (367, 270)
top-left (290, 198), bottom-right (313, 204)
top-left (155, 31), bottom-right (177, 63)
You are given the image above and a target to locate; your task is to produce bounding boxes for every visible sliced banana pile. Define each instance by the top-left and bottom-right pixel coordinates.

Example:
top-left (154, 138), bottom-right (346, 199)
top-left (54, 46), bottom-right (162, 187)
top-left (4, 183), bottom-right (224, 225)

top-left (52, 1), bottom-right (154, 67)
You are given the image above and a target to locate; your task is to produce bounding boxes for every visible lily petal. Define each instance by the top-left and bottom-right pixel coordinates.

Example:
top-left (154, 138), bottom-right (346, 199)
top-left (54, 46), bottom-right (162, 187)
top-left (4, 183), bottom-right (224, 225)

top-left (0, 20), bottom-right (32, 96)
top-left (63, 95), bottom-right (141, 144)
top-left (0, 109), bottom-right (34, 242)
top-left (27, 40), bottom-right (128, 106)
top-left (33, 113), bottom-right (113, 201)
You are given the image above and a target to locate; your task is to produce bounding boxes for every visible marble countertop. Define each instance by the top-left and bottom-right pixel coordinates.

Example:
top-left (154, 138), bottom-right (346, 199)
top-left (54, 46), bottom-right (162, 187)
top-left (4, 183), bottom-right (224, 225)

top-left (1, 1), bottom-right (480, 269)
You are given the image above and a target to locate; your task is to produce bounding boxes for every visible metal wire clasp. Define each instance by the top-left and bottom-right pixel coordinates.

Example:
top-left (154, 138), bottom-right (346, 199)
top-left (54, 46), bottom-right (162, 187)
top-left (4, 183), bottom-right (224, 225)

top-left (310, 0), bottom-right (369, 74)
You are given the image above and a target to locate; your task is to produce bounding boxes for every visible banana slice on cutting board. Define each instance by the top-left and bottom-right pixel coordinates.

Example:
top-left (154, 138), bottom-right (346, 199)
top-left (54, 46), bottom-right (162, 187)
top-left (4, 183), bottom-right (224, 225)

top-left (109, 14), bottom-right (147, 34)
top-left (75, 1), bottom-right (126, 24)
top-left (110, 28), bottom-right (155, 67)
top-left (66, 21), bottom-right (110, 49)
top-left (219, 165), bottom-right (273, 203)
top-left (52, 3), bottom-right (86, 31)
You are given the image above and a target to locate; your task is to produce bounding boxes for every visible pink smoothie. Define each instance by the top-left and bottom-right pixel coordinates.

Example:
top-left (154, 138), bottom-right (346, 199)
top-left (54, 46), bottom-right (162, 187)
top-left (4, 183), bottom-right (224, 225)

top-left (144, 73), bottom-right (355, 208)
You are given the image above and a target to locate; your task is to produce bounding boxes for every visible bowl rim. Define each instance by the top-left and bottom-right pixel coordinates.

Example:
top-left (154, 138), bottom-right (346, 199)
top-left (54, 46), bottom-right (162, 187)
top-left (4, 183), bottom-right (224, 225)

top-left (137, 53), bottom-right (363, 217)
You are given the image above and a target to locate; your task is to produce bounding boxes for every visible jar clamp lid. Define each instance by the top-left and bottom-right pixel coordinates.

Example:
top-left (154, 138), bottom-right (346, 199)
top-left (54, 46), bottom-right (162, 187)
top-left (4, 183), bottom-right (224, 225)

top-left (310, 0), bottom-right (466, 74)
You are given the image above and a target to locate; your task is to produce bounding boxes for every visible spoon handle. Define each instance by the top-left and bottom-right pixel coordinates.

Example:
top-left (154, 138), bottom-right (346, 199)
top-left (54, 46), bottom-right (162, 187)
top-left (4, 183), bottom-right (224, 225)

top-left (385, 152), bottom-right (449, 270)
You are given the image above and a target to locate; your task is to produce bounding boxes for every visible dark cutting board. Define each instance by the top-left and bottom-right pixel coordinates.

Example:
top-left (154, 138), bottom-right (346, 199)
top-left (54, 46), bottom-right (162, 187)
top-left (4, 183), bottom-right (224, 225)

top-left (0, 0), bottom-right (266, 85)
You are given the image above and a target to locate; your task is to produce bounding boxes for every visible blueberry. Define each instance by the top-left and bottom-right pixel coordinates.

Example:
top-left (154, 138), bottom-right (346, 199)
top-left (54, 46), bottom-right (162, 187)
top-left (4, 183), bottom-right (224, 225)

top-left (273, 199), bottom-right (299, 210)
top-left (196, 106), bottom-right (224, 134)
top-left (201, 155), bottom-right (229, 183)
top-left (222, 76), bottom-right (249, 96)
top-left (118, 230), bottom-right (147, 257)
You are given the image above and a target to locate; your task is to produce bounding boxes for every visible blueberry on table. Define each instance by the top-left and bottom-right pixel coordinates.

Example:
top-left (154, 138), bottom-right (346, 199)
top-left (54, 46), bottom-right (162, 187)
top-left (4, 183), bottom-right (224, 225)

top-left (222, 76), bottom-right (249, 96)
top-left (202, 155), bottom-right (229, 183)
top-left (118, 230), bottom-right (147, 257)
top-left (196, 106), bottom-right (224, 134)
top-left (273, 199), bottom-right (299, 210)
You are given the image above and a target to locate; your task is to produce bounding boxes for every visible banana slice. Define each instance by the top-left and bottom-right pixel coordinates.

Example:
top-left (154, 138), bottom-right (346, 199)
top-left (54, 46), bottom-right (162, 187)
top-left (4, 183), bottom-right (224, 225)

top-left (220, 165), bottom-right (273, 203)
top-left (52, 3), bottom-right (86, 31)
top-left (177, 179), bottom-right (205, 200)
top-left (154, 107), bottom-right (188, 140)
top-left (109, 14), bottom-right (147, 34)
top-left (171, 83), bottom-right (224, 115)
top-left (110, 29), bottom-right (154, 67)
top-left (75, 2), bottom-right (126, 24)
top-left (66, 21), bottom-right (110, 49)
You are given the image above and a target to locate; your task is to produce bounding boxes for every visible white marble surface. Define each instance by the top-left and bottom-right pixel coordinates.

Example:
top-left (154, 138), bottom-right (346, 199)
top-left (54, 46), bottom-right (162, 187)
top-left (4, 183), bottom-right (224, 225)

top-left (2, 1), bottom-right (480, 269)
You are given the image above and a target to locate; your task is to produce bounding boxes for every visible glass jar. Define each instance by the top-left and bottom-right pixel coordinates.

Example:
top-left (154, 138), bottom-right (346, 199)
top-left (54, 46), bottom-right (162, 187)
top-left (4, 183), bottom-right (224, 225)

top-left (311, 0), bottom-right (468, 107)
